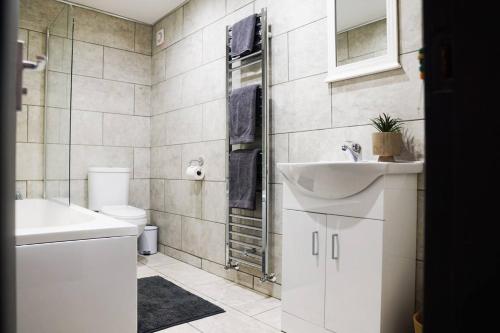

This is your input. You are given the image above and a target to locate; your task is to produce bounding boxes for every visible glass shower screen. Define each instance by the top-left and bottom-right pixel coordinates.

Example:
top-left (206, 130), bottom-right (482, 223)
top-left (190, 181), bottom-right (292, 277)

top-left (44, 4), bottom-right (74, 205)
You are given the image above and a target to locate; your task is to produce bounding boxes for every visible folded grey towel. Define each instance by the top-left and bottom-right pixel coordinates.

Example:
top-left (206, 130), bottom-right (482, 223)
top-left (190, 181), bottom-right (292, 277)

top-left (230, 14), bottom-right (257, 57)
top-left (229, 148), bottom-right (260, 210)
top-left (229, 84), bottom-right (260, 144)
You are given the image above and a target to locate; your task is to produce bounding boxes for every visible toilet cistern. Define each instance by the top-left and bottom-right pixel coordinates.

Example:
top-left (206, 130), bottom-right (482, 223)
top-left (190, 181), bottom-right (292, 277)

top-left (341, 141), bottom-right (362, 162)
top-left (88, 167), bottom-right (147, 237)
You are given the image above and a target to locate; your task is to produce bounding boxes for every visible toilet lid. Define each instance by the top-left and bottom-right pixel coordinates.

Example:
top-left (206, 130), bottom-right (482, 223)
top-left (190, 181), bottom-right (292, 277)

top-left (101, 205), bottom-right (146, 220)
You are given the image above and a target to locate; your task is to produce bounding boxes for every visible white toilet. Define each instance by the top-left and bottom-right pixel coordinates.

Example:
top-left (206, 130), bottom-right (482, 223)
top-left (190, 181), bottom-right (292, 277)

top-left (88, 167), bottom-right (147, 236)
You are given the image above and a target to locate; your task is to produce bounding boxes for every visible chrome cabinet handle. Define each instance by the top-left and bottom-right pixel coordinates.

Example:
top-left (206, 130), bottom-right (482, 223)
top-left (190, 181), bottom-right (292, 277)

top-left (332, 234), bottom-right (339, 260)
top-left (312, 231), bottom-right (319, 255)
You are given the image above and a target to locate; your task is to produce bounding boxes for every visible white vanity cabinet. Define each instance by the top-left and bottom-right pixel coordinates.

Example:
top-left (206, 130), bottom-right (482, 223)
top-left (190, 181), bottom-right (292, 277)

top-left (282, 211), bottom-right (327, 328)
top-left (278, 161), bottom-right (423, 333)
top-left (324, 215), bottom-right (384, 333)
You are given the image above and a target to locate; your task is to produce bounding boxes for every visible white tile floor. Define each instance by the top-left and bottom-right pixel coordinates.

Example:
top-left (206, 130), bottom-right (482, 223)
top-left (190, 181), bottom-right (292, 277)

top-left (138, 253), bottom-right (282, 333)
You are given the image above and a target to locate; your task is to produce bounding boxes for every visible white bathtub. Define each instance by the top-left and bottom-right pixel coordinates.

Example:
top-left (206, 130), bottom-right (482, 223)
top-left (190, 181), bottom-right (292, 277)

top-left (16, 199), bottom-right (138, 333)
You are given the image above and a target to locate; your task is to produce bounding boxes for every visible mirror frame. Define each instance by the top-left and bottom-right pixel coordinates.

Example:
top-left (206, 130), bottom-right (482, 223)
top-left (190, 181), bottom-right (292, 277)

top-left (326, 0), bottom-right (400, 83)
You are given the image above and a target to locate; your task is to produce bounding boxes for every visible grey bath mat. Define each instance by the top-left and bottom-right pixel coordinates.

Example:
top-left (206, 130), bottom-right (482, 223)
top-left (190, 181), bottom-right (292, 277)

top-left (138, 276), bottom-right (225, 333)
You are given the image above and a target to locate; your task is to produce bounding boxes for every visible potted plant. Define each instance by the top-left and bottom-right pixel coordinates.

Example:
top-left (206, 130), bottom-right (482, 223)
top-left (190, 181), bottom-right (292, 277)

top-left (413, 311), bottom-right (423, 333)
top-left (370, 113), bottom-right (404, 162)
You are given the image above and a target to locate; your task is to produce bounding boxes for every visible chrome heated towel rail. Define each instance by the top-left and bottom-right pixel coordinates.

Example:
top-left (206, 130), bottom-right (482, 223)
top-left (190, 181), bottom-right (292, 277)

top-left (224, 8), bottom-right (275, 282)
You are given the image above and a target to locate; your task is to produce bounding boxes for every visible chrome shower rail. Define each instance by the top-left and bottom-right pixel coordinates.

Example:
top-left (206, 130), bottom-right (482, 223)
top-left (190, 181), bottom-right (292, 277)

top-left (225, 8), bottom-right (275, 282)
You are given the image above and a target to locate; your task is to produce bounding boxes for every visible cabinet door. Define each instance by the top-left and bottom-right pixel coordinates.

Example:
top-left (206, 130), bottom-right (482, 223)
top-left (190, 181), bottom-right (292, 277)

top-left (282, 210), bottom-right (326, 327)
top-left (325, 215), bottom-right (384, 333)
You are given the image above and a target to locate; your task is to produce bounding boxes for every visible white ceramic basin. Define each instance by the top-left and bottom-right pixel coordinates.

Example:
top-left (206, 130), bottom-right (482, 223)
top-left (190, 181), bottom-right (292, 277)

top-left (277, 161), bottom-right (423, 200)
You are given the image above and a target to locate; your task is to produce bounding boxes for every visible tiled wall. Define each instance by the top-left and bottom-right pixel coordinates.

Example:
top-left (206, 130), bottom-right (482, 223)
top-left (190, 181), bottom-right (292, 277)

top-left (16, 0), bottom-right (153, 216)
top-left (16, 0), bottom-right (425, 309)
top-left (337, 19), bottom-right (388, 65)
top-left (150, 0), bottom-right (425, 306)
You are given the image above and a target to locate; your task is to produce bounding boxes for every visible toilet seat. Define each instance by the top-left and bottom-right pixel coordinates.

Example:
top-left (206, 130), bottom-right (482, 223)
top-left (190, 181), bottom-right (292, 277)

top-left (101, 205), bottom-right (147, 236)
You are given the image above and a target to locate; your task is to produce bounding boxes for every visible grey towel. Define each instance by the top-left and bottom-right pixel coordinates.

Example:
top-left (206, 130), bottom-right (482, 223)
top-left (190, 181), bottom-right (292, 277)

top-left (229, 148), bottom-right (260, 210)
top-left (229, 84), bottom-right (260, 144)
top-left (230, 14), bottom-right (257, 57)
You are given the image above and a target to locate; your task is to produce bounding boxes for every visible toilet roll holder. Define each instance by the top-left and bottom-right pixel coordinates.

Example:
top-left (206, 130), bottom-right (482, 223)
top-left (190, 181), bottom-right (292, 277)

top-left (188, 157), bottom-right (204, 167)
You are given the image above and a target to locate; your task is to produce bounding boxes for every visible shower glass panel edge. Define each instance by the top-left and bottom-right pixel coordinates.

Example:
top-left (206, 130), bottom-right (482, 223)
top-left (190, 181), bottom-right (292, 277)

top-left (44, 4), bottom-right (74, 206)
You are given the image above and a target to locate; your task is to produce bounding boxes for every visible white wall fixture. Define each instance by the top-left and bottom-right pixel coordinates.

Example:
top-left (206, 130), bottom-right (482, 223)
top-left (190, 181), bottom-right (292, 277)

top-left (185, 156), bottom-right (205, 180)
top-left (326, 0), bottom-right (400, 82)
top-left (156, 28), bottom-right (165, 47)
top-left (278, 161), bottom-right (423, 333)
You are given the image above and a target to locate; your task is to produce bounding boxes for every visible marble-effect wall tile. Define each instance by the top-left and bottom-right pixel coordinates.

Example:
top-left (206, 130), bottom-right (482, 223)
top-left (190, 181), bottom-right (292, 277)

top-left (181, 216), bottom-right (203, 256)
top-left (102, 114), bottom-right (150, 147)
top-left (73, 7), bottom-right (135, 51)
top-left (150, 179), bottom-right (165, 211)
top-left (331, 52), bottom-right (424, 127)
top-left (165, 180), bottom-right (202, 218)
top-left (19, 0), bottom-right (65, 33)
top-left (151, 75), bottom-right (183, 114)
top-left (399, 0), bottom-right (423, 54)
top-left (27, 181), bottom-right (44, 198)
top-left (129, 179), bottom-right (151, 210)
top-left (70, 110), bottom-right (102, 145)
top-left (266, 0), bottom-right (326, 35)
top-left (202, 181), bottom-right (226, 223)
top-left (72, 75), bottom-right (134, 114)
top-left (152, 211), bottom-right (182, 249)
top-left (27, 31), bottom-right (46, 61)
top-left (73, 41), bottom-right (103, 78)
top-left (70, 180), bottom-right (88, 207)
top-left (135, 23), bottom-right (152, 55)
top-left (183, 0), bottom-right (226, 36)
top-left (165, 106), bottom-right (203, 145)
top-left (16, 143), bottom-right (44, 180)
top-left (200, 220), bottom-right (226, 264)
top-left (104, 47), bottom-right (151, 85)
top-left (151, 113), bottom-right (168, 147)
top-left (226, 0), bottom-right (253, 13)
top-left (134, 148), bottom-right (151, 179)
top-left (45, 144), bottom-right (70, 180)
top-left (270, 33), bottom-right (288, 85)
top-left (70, 145), bottom-right (133, 180)
top-left (47, 36), bottom-right (72, 73)
top-left (151, 50), bottom-right (166, 85)
top-left (181, 59), bottom-right (225, 108)
top-left (347, 19), bottom-right (387, 59)
top-left (202, 99), bottom-right (226, 141)
top-left (288, 18), bottom-right (328, 80)
top-left (134, 85), bottom-right (152, 116)
top-left (150, 146), bottom-right (182, 179)
top-left (271, 74), bottom-right (331, 133)
top-left (165, 31), bottom-right (203, 79)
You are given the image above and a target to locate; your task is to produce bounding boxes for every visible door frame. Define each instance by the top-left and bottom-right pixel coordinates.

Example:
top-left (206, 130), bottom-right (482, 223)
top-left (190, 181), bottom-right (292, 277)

top-left (423, 1), bottom-right (500, 331)
top-left (1, 0), bottom-right (20, 332)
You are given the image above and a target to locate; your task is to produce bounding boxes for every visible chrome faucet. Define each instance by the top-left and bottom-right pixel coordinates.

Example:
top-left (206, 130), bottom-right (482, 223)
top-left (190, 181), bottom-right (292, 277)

top-left (341, 142), bottom-right (362, 162)
top-left (15, 191), bottom-right (23, 200)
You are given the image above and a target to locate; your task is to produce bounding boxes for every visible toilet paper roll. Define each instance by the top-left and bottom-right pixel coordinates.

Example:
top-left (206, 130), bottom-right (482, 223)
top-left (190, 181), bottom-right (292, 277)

top-left (185, 165), bottom-right (205, 180)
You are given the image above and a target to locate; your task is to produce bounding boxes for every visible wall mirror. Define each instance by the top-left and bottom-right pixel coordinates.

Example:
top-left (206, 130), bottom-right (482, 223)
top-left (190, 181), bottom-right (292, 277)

top-left (326, 0), bottom-right (400, 82)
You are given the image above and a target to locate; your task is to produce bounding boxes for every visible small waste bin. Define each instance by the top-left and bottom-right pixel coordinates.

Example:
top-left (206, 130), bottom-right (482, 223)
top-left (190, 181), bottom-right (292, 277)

top-left (138, 225), bottom-right (158, 255)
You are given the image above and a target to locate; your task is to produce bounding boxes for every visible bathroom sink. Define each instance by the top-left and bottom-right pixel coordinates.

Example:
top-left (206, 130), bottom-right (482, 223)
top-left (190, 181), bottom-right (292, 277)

top-left (277, 161), bottom-right (423, 200)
